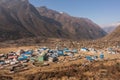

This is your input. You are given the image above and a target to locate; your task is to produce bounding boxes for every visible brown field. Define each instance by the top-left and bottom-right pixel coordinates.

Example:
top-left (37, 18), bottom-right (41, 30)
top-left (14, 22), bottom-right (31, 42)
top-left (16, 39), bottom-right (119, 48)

top-left (0, 46), bottom-right (37, 54)
top-left (0, 57), bottom-right (120, 80)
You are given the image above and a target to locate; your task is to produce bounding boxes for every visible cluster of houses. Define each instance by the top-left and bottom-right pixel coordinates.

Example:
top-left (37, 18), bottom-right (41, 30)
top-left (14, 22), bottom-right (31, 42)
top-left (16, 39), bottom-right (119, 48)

top-left (1, 46), bottom-right (119, 73)
top-left (0, 49), bottom-right (34, 71)
top-left (0, 47), bottom-right (79, 72)
top-left (106, 47), bottom-right (120, 54)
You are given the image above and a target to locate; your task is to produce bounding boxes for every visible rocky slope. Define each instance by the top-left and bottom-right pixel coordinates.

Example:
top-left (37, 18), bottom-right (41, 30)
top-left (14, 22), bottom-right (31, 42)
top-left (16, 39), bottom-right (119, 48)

top-left (0, 0), bottom-right (69, 41)
top-left (0, 0), bottom-right (106, 41)
top-left (37, 6), bottom-right (107, 40)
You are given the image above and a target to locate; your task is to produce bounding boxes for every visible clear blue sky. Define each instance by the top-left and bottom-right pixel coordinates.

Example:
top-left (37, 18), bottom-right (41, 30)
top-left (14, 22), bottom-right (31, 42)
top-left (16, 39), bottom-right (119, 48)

top-left (29, 0), bottom-right (120, 25)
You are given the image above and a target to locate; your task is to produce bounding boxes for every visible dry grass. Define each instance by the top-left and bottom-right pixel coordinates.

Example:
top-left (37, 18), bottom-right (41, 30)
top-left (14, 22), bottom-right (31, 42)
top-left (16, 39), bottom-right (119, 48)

top-left (0, 56), bottom-right (119, 80)
top-left (0, 46), bottom-right (38, 54)
top-left (15, 59), bottom-right (120, 80)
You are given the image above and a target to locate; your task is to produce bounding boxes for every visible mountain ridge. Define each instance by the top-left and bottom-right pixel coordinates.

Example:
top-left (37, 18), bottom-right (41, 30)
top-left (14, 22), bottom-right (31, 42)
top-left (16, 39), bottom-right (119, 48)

top-left (37, 6), bottom-right (107, 39)
top-left (0, 0), bottom-right (70, 41)
top-left (0, 0), bottom-right (106, 41)
top-left (105, 25), bottom-right (120, 40)
top-left (102, 22), bottom-right (120, 33)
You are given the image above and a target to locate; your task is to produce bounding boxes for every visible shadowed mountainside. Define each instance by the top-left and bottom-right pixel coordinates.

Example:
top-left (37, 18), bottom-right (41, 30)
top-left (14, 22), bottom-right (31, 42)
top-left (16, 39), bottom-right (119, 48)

top-left (0, 0), bottom-right (70, 41)
top-left (0, 0), bottom-right (106, 42)
top-left (37, 6), bottom-right (107, 40)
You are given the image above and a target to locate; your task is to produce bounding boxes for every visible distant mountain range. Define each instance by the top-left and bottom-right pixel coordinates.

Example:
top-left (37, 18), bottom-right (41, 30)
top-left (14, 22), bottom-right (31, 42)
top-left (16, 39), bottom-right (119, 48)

top-left (105, 25), bottom-right (120, 40)
top-left (102, 22), bottom-right (120, 33)
top-left (0, 0), bottom-right (106, 41)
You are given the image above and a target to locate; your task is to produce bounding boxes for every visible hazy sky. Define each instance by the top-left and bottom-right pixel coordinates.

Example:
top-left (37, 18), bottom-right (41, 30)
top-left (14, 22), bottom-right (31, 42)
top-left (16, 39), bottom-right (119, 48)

top-left (29, 0), bottom-right (120, 25)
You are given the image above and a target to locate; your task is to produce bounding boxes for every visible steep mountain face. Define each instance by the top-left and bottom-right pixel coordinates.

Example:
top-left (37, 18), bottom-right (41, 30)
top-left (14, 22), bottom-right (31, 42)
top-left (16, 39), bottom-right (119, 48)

top-left (0, 0), bottom-right (106, 41)
top-left (0, 0), bottom-right (69, 41)
top-left (37, 6), bottom-right (107, 40)
top-left (105, 25), bottom-right (120, 40)
top-left (102, 22), bottom-right (120, 33)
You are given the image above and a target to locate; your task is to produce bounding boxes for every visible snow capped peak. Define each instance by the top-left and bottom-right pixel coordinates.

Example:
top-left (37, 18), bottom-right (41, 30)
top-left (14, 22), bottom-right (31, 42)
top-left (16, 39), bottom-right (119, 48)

top-left (101, 22), bottom-right (120, 28)
top-left (59, 12), bottom-right (63, 14)
top-left (101, 22), bottom-right (120, 33)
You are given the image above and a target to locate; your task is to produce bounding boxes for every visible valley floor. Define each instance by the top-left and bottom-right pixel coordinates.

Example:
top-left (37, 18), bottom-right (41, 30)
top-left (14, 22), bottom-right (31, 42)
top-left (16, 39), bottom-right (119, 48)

top-left (0, 38), bottom-right (120, 80)
top-left (0, 45), bottom-right (120, 80)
